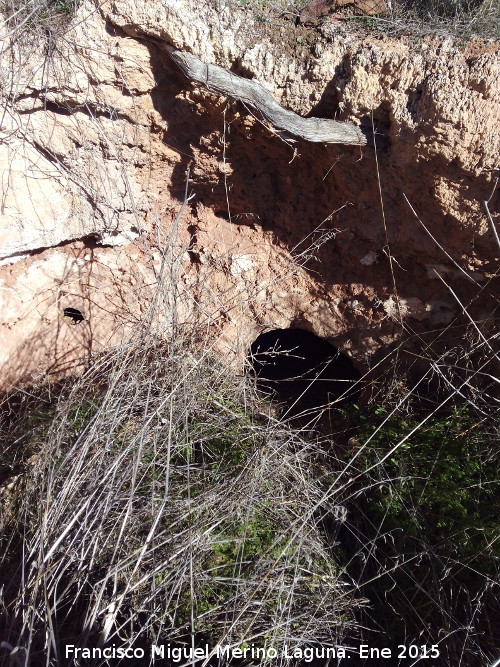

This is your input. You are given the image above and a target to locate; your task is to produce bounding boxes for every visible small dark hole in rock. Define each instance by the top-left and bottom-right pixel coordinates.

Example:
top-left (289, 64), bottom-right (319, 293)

top-left (247, 328), bottom-right (361, 419)
top-left (63, 307), bottom-right (84, 324)
top-left (215, 210), bottom-right (230, 220)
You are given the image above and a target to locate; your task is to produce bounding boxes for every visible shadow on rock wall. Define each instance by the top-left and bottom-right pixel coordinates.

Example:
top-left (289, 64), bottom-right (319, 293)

top-left (141, 36), bottom-right (498, 342)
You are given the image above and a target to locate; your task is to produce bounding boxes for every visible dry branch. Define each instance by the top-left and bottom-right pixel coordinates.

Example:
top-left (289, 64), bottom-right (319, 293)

top-left (166, 47), bottom-right (367, 145)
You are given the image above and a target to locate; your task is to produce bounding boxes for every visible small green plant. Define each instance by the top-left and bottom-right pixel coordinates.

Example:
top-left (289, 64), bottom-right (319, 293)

top-left (53, 0), bottom-right (73, 13)
top-left (339, 402), bottom-right (499, 663)
top-left (344, 15), bottom-right (383, 31)
top-left (357, 406), bottom-right (498, 556)
top-left (0, 0), bottom-right (80, 41)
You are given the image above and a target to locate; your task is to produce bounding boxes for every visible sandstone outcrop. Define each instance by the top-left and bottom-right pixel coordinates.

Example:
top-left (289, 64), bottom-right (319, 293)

top-left (0, 0), bottom-right (498, 388)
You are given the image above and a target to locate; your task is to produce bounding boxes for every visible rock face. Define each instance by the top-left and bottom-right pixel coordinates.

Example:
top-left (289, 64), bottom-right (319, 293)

top-left (0, 0), bottom-right (498, 388)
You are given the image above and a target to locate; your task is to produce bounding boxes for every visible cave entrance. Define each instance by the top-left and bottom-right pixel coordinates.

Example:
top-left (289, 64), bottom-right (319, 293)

top-left (247, 328), bottom-right (361, 418)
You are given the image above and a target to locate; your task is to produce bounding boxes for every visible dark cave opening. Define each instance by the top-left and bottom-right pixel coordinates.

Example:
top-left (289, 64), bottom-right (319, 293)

top-left (247, 328), bottom-right (361, 418)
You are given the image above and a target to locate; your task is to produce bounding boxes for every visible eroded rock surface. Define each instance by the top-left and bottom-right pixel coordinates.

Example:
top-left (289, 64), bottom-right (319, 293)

top-left (0, 0), bottom-right (498, 387)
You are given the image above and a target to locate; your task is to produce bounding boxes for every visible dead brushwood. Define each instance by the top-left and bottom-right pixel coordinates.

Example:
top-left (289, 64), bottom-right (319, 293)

top-left (0, 336), bottom-right (367, 664)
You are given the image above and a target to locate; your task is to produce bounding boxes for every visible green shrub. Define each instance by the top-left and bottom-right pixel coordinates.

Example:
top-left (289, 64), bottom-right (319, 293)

top-left (341, 403), bottom-right (499, 662)
top-left (358, 406), bottom-right (498, 559)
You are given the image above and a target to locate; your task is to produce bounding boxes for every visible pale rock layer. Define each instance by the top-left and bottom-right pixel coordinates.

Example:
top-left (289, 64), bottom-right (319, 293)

top-left (0, 0), bottom-right (498, 387)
